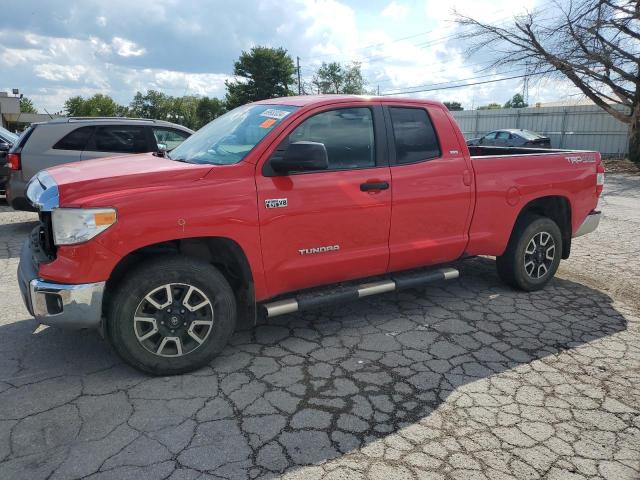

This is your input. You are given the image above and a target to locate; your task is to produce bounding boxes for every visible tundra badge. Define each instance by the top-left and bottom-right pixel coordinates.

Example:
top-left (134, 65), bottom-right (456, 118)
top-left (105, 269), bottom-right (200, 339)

top-left (265, 198), bottom-right (288, 209)
top-left (299, 245), bottom-right (340, 255)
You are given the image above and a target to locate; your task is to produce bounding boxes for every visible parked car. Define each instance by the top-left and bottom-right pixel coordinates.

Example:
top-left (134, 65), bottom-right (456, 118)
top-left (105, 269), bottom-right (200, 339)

top-left (6, 117), bottom-right (193, 210)
top-left (0, 126), bottom-right (19, 194)
top-left (467, 129), bottom-right (551, 148)
top-left (18, 95), bottom-right (603, 375)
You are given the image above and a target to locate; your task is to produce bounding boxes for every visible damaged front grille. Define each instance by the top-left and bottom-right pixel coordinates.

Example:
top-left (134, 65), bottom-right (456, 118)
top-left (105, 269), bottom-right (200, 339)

top-left (30, 212), bottom-right (56, 268)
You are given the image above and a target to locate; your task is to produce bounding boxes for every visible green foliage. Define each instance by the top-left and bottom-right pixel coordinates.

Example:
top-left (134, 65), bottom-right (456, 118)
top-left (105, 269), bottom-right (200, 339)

top-left (443, 101), bottom-right (464, 111)
top-left (225, 46), bottom-right (296, 109)
top-left (19, 97), bottom-right (37, 114)
top-left (477, 103), bottom-right (503, 110)
top-left (64, 94), bottom-right (122, 117)
top-left (195, 97), bottom-right (226, 127)
top-left (504, 93), bottom-right (528, 109)
top-left (311, 62), bottom-right (367, 95)
top-left (128, 90), bottom-right (226, 129)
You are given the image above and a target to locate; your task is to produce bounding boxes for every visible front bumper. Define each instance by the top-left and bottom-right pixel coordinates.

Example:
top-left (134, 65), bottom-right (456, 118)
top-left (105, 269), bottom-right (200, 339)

top-left (573, 210), bottom-right (601, 238)
top-left (18, 239), bottom-right (105, 329)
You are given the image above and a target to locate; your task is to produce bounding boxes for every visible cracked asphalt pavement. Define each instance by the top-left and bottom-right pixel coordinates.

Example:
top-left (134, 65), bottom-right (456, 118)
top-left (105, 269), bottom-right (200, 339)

top-left (0, 174), bottom-right (638, 480)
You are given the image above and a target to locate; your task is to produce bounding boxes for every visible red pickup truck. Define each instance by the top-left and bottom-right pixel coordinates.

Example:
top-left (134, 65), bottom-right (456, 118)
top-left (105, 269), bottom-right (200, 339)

top-left (18, 95), bottom-right (604, 375)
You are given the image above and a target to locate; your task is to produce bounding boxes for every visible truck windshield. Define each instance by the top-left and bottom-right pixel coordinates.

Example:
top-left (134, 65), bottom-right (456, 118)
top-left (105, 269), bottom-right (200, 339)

top-left (168, 104), bottom-right (298, 165)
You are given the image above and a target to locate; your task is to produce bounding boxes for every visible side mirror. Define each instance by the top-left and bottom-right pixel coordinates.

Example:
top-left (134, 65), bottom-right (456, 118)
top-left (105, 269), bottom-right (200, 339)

top-left (0, 142), bottom-right (10, 152)
top-left (271, 141), bottom-right (328, 173)
top-left (157, 142), bottom-right (168, 152)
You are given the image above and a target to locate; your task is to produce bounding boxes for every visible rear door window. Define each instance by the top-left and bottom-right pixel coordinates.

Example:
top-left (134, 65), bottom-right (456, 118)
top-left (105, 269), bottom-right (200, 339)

top-left (53, 126), bottom-right (95, 150)
top-left (90, 125), bottom-right (149, 153)
top-left (388, 107), bottom-right (440, 164)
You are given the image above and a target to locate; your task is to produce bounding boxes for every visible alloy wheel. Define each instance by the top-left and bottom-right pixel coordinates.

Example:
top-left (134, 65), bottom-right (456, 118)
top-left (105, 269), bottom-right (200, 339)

top-left (133, 283), bottom-right (214, 357)
top-left (523, 231), bottom-right (556, 280)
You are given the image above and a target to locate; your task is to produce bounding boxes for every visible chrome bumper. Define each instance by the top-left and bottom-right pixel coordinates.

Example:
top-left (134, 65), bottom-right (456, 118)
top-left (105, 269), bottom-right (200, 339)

top-left (573, 211), bottom-right (601, 238)
top-left (18, 239), bottom-right (105, 329)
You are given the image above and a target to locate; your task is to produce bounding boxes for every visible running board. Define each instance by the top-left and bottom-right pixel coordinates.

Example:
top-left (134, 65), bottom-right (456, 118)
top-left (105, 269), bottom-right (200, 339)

top-left (262, 267), bottom-right (459, 318)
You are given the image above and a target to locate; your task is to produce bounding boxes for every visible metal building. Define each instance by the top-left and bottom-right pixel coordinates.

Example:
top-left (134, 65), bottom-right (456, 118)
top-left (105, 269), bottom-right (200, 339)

top-left (451, 104), bottom-right (630, 157)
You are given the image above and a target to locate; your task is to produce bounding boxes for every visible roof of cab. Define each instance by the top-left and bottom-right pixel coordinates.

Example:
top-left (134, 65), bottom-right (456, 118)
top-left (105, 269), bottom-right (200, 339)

top-left (254, 94), bottom-right (444, 108)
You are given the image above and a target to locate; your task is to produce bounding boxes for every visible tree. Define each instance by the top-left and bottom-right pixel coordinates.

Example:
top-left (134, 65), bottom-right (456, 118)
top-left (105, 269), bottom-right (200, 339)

top-left (195, 97), bottom-right (226, 128)
top-left (225, 46), bottom-right (296, 109)
top-left (456, 0), bottom-right (640, 162)
top-left (19, 97), bottom-right (37, 114)
top-left (443, 101), bottom-right (464, 111)
top-left (311, 62), bottom-right (368, 95)
top-left (478, 103), bottom-right (502, 110)
top-left (504, 93), bottom-right (528, 109)
top-left (129, 90), bottom-right (172, 120)
top-left (64, 94), bottom-right (122, 116)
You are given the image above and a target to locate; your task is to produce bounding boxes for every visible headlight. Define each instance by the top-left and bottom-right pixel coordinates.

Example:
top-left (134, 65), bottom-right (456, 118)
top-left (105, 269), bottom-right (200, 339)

top-left (52, 208), bottom-right (117, 245)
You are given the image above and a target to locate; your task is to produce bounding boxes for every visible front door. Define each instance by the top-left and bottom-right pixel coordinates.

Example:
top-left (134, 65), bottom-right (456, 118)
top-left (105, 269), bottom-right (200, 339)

top-left (256, 105), bottom-right (391, 298)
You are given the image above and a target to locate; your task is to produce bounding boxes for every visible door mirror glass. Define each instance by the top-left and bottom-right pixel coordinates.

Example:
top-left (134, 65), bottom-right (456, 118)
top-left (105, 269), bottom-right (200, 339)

top-left (271, 141), bottom-right (329, 173)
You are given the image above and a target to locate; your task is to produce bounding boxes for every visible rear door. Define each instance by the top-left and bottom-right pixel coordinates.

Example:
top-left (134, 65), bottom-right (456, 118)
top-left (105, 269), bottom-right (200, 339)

top-left (80, 124), bottom-right (150, 160)
top-left (23, 125), bottom-right (93, 180)
top-left (495, 131), bottom-right (511, 146)
top-left (256, 104), bottom-right (392, 297)
top-left (385, 104), bottom-right (473, 271)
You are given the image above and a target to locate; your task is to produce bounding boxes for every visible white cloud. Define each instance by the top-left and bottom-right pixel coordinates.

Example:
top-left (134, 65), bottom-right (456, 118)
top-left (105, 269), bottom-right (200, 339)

top-left (381, 1), bottom-right (409, 20)
top-left (1, 0), bottom-right (581, 114)
top-left (111, 37), bottom-right (146, 57)
top-left (36, 64), bottom-right (89, 82)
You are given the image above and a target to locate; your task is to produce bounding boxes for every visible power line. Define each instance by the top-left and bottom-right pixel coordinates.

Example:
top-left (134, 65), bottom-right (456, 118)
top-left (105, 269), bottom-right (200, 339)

top-left (299, 1), bottom-right (560, 72)
top-left (380, 67), bottom-right (529, 94)
top-left (380, 70), bottom-right (553, 96)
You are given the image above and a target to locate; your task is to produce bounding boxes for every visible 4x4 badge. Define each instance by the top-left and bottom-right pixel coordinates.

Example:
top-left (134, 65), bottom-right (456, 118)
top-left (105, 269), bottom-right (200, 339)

top-left (265, 198), bottom-right (288, 209)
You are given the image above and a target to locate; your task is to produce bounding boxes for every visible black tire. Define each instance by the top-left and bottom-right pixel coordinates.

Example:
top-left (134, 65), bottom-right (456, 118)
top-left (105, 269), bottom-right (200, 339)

top-left (106, 256), bottom-right (236, 375)
top-left (496, 214), bottom-right (563, 291)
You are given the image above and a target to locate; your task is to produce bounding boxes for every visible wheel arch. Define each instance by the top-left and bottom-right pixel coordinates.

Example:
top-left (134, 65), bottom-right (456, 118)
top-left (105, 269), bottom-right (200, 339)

top-left (511, 195), bottom-right (572, 259)
top-left (104, 236), bottom-right (257, 329)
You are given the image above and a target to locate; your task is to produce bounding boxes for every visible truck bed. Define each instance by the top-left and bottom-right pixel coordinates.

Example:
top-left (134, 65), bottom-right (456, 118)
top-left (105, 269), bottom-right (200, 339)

top-left (468, 145), bottom-right (573, 157)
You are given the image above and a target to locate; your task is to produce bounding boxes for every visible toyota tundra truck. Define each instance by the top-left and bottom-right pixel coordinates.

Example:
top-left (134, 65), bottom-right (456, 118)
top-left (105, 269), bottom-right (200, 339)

top-left (17, 95), bottom-right (604, 375)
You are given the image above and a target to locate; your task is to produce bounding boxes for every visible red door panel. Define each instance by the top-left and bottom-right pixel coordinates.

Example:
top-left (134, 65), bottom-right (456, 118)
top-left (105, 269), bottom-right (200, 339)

top-left (256, 168), bottom-right (391, 297)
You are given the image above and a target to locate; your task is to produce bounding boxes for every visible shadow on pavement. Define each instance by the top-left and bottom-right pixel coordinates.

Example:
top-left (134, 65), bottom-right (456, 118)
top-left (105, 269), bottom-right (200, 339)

top-left (0, 257), bottom-right (629, 478)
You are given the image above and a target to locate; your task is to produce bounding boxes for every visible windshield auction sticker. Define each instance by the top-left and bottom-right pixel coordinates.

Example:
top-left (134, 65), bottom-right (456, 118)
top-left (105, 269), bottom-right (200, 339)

top-left (260, 109), bottom-right (291, 120)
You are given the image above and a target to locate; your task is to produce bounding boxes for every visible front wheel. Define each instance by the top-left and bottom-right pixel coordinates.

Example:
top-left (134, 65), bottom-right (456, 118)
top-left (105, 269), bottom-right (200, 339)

top-left (107, 256), bottom-right (236, 375)
top-left (496, 215), bottom-right (562, 291)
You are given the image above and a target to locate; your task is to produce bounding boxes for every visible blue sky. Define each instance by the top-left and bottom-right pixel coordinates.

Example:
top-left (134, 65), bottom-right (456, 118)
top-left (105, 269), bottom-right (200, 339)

top-left (0, 0), bottom-right (580, 113)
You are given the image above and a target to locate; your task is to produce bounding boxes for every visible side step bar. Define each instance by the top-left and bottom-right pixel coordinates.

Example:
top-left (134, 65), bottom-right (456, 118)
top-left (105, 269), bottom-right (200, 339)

top-left (262, 267), bottom-right (459, 318)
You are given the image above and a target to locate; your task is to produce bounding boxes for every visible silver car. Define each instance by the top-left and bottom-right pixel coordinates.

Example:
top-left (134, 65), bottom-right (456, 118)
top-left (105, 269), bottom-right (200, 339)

top-left (6, 117), bottom-right (193, 210)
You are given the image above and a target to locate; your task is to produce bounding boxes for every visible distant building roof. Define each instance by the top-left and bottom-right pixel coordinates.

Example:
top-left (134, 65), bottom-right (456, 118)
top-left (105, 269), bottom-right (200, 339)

top-left (535, 97), bottom-right (595, 107)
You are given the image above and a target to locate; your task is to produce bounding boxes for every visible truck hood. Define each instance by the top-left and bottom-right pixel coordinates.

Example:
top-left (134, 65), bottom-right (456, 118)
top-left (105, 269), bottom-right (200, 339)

top-left (45, 153), bottom-right (212, 207)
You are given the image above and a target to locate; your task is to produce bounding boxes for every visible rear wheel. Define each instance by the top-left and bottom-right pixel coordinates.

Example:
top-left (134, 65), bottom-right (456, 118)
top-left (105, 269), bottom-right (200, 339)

top-left (496, 214), bottom-right (562, 291)
top-left (107, 256), bottom-right (236, 375)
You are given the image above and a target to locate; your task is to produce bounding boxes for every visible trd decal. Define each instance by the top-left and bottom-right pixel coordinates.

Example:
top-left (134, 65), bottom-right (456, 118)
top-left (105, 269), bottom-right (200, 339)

top-left (565, 154), bottom-right (596, 164)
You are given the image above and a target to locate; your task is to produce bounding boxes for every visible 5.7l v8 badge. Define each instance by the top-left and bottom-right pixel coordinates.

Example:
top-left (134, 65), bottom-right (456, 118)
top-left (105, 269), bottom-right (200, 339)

top-left (265, 198), bottom-right (288, 209)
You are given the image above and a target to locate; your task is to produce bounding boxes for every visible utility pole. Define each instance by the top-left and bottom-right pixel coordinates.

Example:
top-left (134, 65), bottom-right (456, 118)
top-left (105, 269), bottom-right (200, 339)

top-left (377, 84), bottom-right (380, 96)
top-left (297, 56), bottom-right (302, 95)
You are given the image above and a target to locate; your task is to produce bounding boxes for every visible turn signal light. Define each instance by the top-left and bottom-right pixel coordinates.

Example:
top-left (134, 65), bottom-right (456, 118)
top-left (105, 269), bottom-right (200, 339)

top-left (7, 153), bottom-right (21, 170)
top-left (94, 211), bottom-right (117, 226)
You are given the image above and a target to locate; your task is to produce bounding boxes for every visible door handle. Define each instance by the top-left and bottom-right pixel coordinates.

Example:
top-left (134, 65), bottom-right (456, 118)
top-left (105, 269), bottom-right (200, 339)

top-left (360, 181), bottom-right (389, 192)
